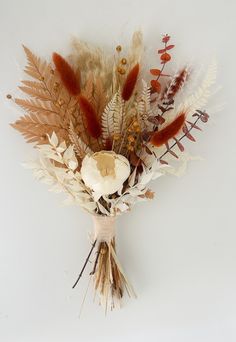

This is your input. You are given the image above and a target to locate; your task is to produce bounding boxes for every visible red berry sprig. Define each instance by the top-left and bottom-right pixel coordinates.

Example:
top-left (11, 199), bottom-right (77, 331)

top-left (150, 34), bottom-right (175, 94)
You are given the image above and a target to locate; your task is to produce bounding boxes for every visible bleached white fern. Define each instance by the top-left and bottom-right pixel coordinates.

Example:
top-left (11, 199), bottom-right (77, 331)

top-left (25, 132), bottom-right (97, 213)
top-left (101, 93), bottom-right (117, 143)
top-left (136, 80), bottom-right (152, 129)
top-left (178, 61), bottom-right (217, 117)
top-left (113, 91), bottom-right (124, 135)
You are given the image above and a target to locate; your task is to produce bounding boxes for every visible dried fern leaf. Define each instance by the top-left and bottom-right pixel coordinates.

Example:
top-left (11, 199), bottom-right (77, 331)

top-left (69, 122), bottom-right (93, 159)
top-left (93, 77), bottom-right (107, 116)
top-left (15, 98), bottom-right (60, 116)
top-left (113, 91), bottom-right (124, 135)
top-left (11, 113), bottom-right (65, 144)
top-left (19, 86), bottom-right (52, 101)
top-left (82, 73), bottom-right (94, 103)
top-left (23, 45), bottom-right (50, 81)
top-left (21, 80), bottom-right (46, 90)
top-left (101, 93), bottom-right (117, 143)
top-left (136, 80), bottom-right (152, 129)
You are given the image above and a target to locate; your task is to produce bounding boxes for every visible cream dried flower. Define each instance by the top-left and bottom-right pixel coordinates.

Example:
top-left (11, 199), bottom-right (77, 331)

top-left (81, 151), bottom-right (131, 196)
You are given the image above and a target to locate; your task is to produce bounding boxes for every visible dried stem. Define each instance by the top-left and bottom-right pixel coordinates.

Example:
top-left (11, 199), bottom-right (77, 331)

top-left (90, 242), bottom-right (102, 275)
top-left (72, 239), bottom-right (97, 289)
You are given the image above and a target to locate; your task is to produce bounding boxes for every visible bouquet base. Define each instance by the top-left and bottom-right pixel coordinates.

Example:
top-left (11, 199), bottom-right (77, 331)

top-left (73, 216), bottom-right (136, 310)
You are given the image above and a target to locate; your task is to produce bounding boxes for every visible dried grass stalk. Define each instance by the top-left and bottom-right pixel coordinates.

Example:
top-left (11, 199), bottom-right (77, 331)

top-left (93, 239), bottom-right (136, 310)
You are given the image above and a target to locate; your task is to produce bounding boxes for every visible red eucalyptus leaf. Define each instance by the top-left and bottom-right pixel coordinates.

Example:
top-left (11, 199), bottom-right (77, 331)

top-left (186, 133), bottom-right (196, 142)
top-left (151, 79), bottom-right (161, 93)
top-left (200, 114), bottom-right (209, 123)
top-left (130, 152), bottom-right (141, 167)
top-left (158, 48), bottom-right (166, 54)
top-left (148, 115), bottom-right (165, 126)
top-left (182, 123), bottom-right (188, 134)
top-left (150, 68), bottom-right (161, 76)
top-left (169, 149), bottom-right (179, 158)
top-left (145, 146), bottom-right (153, 155)
top-left (160, 53), bottom-right (171, 62)
top-left (187, 121), bottom-right (202, 131)
top-left (165, 44), bottom-right (175, 50)
top-left (174, 138), bottom-right (185, 152)
top-left (160, 159), bottom-right (169, 165)
top-left (162, 35), bottom-right (170, 43)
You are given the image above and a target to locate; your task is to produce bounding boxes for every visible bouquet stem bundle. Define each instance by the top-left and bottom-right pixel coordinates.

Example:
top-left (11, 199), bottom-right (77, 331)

top-left (73, 216), bottom-right (136, 309)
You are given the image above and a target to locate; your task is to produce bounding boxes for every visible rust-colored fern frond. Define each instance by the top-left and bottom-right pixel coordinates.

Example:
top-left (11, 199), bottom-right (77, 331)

top-left (52, 52), bottom-right (81, 96)
top-left (122, 63), bottom-right (139, 101)
top-left (11, 113), bottom-right (65, 144)
top-left (150, 113), bottom-right (186, 147)
top-left (23, 45), bottom-right (50, 81)
top-left (78, 95), bottom-right (102, 139)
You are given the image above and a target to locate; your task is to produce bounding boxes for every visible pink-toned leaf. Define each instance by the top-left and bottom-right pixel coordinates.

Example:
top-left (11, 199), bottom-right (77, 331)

top-left (187, 121), bottom-right (202, 131)
top-left (150, 68), bottom-right (161, 76)
top-left (200, 113), bottom-right (209, 123)
top-left (174, 138), bottom-right (185, 152)
top-left (182, 123), bottom-right (188, 134)
top-left (165, 44), bottom-right (175, 50)
top-left (186, 132), bottom-right (196, 142)
top-left (151, 79), bottom-right (161, 93)
top-left (158, 48), bottom-right (166, 54)
top-left (169, 149), bottom-right (179, 158)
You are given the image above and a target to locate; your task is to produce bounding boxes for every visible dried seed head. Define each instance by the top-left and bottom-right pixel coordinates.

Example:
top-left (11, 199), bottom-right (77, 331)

top-left (121, 58), bottom-right (127, 65)
top-left (116, 45), bottom-right (122, 52)
top-left (117, 67), bottom-right (126, 75)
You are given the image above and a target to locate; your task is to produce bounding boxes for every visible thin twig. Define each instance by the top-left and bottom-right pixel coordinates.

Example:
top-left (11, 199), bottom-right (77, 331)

top-left (90, 242), bottom-right (102, 275)
top-left (72, 239), bottom-right (97, 289)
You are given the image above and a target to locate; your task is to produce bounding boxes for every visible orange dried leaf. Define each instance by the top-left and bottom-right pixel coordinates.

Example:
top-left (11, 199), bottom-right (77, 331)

top-left (160, 53), bottom-right (171, 63)
top-left (165, 44), bottom-right (175, 50)
top-left (150, 68), bottom-right (161, 76)
top-left (162, 35), bottom-right (170, 43)
top-left (150, 113), bottom-right (186, 147)
top-left (158, 48), bottom-right (166, 54)
top-left (151, 79), bottom-right (161, 93)
top-left (122, 63), bottom-right (139, 101)
top-left (52, 52), bottom-right (80, 96)
top-left (78, 95), bottom-right (101, 139)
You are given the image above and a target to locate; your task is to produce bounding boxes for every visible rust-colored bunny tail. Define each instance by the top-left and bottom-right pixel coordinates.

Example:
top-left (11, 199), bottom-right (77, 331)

top-left (150, 113), bottom-right (186, 147)
top-left (52, 52), bottom-right (80, 96)
top-left (122, 63), bottom-right (140, 101)
top-left (78, 95), bottom-right (102, 139)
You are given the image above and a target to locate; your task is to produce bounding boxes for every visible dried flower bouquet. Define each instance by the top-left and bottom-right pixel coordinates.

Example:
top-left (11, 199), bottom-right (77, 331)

top-left (10, 32), bottom-right (216, 310)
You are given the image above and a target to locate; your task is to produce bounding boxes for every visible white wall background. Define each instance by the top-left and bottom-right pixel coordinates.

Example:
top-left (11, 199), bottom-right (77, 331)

top-left (0, 0), bottom-right (235, 341)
